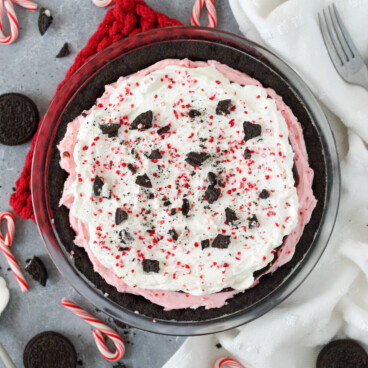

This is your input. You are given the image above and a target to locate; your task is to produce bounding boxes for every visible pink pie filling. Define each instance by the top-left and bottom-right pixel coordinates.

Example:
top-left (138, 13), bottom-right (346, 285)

top-left (59, 59), bottom-right (317, 310)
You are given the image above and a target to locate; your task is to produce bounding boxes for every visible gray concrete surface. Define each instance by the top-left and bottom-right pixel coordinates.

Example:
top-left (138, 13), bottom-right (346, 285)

top-left (0, 1), bottom-right (241, 367)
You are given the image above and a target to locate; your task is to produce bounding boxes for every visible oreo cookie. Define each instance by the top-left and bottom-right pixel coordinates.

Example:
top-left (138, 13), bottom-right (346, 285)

top-left (317, 339), bottom-right (368, 368)
top-left (142, 259), bottom-right (160, 273)
top-left (243, 121), bottom-right (262, 141)
top-left (248, 214), bottom-right (258, 229)
top-left (185, 152), bottom-right (210, 167)
top-left (135, 174), bottom-right (152, 188)
top-left (56, 43), bottom-right (71, 58)
top-left (212, 234), bottom-right (231, 249)
top-left (38, 8), bottom-right (53, 36)
top-left (157, 125), bottom-right (170, 135)
top-left (99, 123), bottom-right (121, 138)
top-left (93, 176), bottom-right (104, 196)
top-left (244, 148), bottom-right (252, 159)
top-left (148, 149), bottom-right (162, 160)
top-left (115, 208), bottom-right (128, 225)
top-left (259, 189), bottom-right (270, 199)
top-left (130, 110), bottom-right (153, 130)
top-left (205, 185), bottom-right (220, 204)
top-left (25, 257), bottom-right (48, 287)
top-left (225, 207), bottom-right (238, 226)
top-left (216, 99), bottom-right (232, 115)
top-left (188, 109), bottom-right (201, 118)
top-left (181, 198), bottom-right (190, 216)
top-left (24, 331), bottom-right (77, 368)
top-left (0, 93), bottom-right (39, 146)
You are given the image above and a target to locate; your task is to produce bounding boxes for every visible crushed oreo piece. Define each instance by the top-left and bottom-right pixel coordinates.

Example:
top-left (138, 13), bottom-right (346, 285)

top-left (23, 331), bottom-right (77, 368)
top-left (185, 152), bottom-right (210, 167)
top-left (130, 110), bottom-right (153, 130)
top-left (216, 99), bottom-right (232, 115)
top-left (93, 176), bottom-right (104, 196)
top-left (243, 121), bottom-right (262, 141)
top-left (163, 200), bottom-right (171, 207)
top-left (136, 174), bottom-right (152, 188)
top-left (119, 230), bottom-right (134, 244)
top-left (168, 229), bottom-right (178, 241)
top-left (205, 185), bottom-right (220, 204)
top-left (201, 239), bottom-right (210, 250)
top-left (148, 149), bottom-right (162, 160)
top-left (142, 259), bottom-right (160, 273)
top-left (188, 109), bottom-right (201, 118)
top-left (212, 234), bottom-right (231, 249)
top-left (216, 343), bottom-right (222, 349)
top-left (248, 214), bottom-right (258, 229)
top-left (181, 198), bottom-right (190, 216)
top-left (317, 339), bottom-right (368, 368)
top-left (127, 164), bottom-right (136, 174)
top-left (170, 208), bottom-right (177, 215)
top-left (56, 43), bottom-right (70, 58)
top-left (118, 247), bottom-right (129, 252)
top-left (38, 8), bottom-right (53, 36)
top-left (207, 172), bottom-right (217, 186)
top-left (225, 207), bottom-right (238, 226)
top-left (115, 208), bottom-right (128, 225)
top-left (99, 123), bottom-right (121, 138)
top-left (157, 125), bottom-right (170, 135)
top-left (259, 189), bottom-right (270, 199)
top-left (244, 148), bottom-right (252, 159)
top-left (25, 257), bottom-right (47, 287)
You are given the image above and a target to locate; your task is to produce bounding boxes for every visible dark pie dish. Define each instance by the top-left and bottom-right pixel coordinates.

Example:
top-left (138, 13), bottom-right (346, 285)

top-left (32, 27), bottom-right (340, 335)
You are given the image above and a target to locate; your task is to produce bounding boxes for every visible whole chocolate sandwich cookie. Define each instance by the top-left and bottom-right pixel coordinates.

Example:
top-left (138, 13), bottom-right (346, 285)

top-left (54, 58), bottom-right (318, 317)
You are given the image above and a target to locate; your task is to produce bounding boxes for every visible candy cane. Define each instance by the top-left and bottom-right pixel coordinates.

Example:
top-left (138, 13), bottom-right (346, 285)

top-left (191, 0), bottom-right (217, 28)
top-left (213, 357), bottom-right (245, 368)
top-left (61, 298), bottom-right (125, 361)
top-left (0, 0), bottom-right (37, 45)
top-left (0, 212), bottom-right (29, 292)
top-left (92, 0), bottom-right (115, 7)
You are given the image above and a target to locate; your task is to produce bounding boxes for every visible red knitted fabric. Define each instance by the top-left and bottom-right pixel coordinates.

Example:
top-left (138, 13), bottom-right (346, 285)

top-left (10, 0), bottom-right (181, 222)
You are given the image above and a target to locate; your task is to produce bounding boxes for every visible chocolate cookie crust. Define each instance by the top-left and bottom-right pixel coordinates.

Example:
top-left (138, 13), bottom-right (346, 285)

top-left (48, 40), bottom-right (326, 322)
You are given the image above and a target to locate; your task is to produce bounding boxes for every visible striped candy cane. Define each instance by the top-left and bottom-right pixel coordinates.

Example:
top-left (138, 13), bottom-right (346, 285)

top-left (0, 0), bottom-right (37, 45)
top-left (92, 0), bottom-right (115, 7)
top-left (61, 298), bottom-right (125, 361)
top-left (213, 357), bottom-right (245, 368)
top-left (0, 212), bottom-right (29, 292)
top-left (191, 0), bottom-right (217, 28)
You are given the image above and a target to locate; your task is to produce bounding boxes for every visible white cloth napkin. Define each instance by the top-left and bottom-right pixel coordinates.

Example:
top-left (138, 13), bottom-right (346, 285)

top-left (164, 1), bottom-right (368, 367)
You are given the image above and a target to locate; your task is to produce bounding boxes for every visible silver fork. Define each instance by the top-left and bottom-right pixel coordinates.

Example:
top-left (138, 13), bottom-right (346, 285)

top-left (318, 3), bottom-right (368, 90)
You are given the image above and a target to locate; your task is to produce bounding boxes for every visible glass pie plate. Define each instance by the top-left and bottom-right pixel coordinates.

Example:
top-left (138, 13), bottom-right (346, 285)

top-left (32, 27), bottom-right (340, 336)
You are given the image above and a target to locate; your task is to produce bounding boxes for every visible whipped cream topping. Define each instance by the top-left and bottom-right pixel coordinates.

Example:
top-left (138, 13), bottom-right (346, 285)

top-left (60, 61), bottom-right (301, 297)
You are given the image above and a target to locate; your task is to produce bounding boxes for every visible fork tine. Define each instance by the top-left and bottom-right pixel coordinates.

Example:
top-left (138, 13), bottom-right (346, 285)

top-left (323, 9), bottom-right (346, 64)
top-left (318, 13), bottom-right (343, 68)
top-left (332, 3), bottom-right (359, 58)
top-left (328, 4), bottom-right (353, 60)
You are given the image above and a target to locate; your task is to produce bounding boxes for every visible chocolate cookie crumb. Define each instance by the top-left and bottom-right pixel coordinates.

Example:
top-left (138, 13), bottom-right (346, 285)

top-left (136, 174), bottom-right (152, 188)
top-left (148, 149), bottom-right (162, 160)
top-left (130, 110), bottom-right (153, 130)
top-left (207, 172), bottom-right (217, 185)
top-left (201, 239), bottom-right (210, 250)
top-left (181, 198), bottom-right (190, 216)
top-left (212, 234), bottom-right (231, 249)
top-left (115, 208), bottom-right (128, 225)
top-left (185, 152), bottom-right (210, 167)
top-left (243, 121), bottom-right (262, 141)
top-left (99, 123), bottom-right (121, 138)
top-left (248, 214), bottom-right (258, 229)
top-left (56, 43), bottom-right (70, 58)
top-left (244, 148), bottom-right (252, 159)
top-left (225, 207), bottom-right (238, 226)
top-left (142, 259), bottom-right (160, 273)
top-left (25, 257), bottom-right (47, 287)
top-left (38, 8), bottom-right (53, 36)
top-left (216, 99), bottom-right (232, 115)
top-left (157, 125), bottom-right (170, 135)
top-left (93, 176), bottom-right (104, 196)
top-left (188, 109), bottom-right (201, 118)
top-left (205, 185), bottom-right (220, 204)
top-left (259, 189), bottom-right (270, 199)
top-left (127, 164), bottom-right (136, 174)
top-left (168, 229), bottom-right (178, 241)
